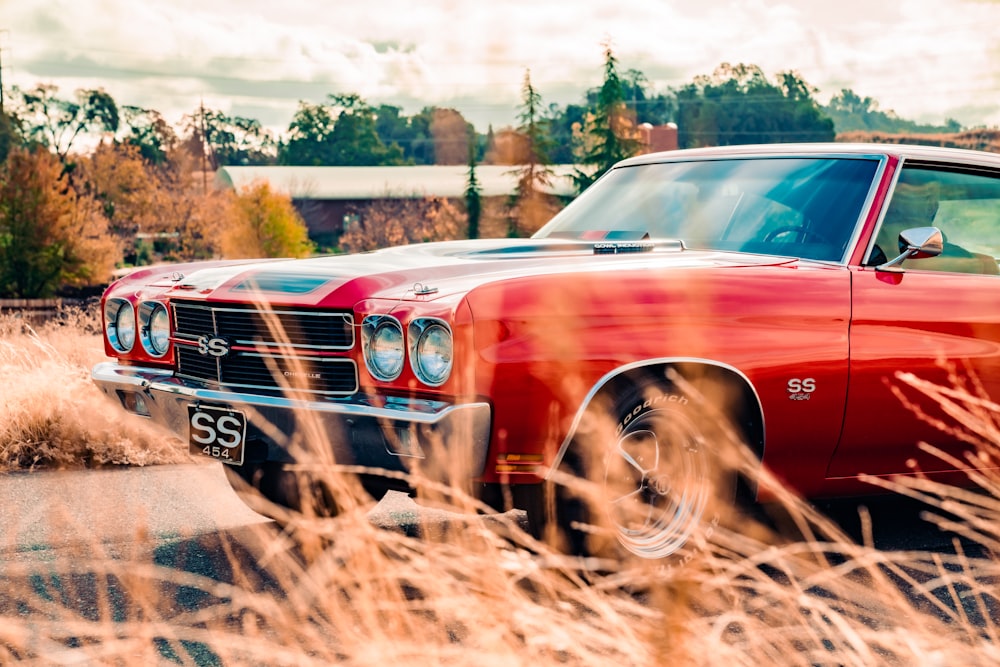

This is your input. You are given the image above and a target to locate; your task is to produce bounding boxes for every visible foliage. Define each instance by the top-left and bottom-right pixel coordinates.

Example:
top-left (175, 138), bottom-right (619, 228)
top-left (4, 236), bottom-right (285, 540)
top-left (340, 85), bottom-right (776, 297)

top-left (183, 107), bottom-right (278, 169)
top-left (339, 197), bottom-right (463, 253)
top-left (0, 147), bottom-right (118, 297)
top-left (120, 106), bottom-right (178, 165)
top-left (0, 111), bottom-right (20, 163)
top-left (77, 143), bottom-right (162, 242)
top-left (429, 108), bottom-right (473, 165)
top-left (573, 44), bottom-right (644, 192)
top-left (824, 88), bottom-right (963, 135)
top-left (508, 69), bottom-right (557, 235)
top-left (465, 147), bottom-right (482, 240)
top-left (12, 84), bottom-right (119, 161)
top-left (280, 95), bottom-right (403, 166)
top-left (224, 181), bottom-right (314, 258)
top-left (675, 64), bottom-right (834, 148)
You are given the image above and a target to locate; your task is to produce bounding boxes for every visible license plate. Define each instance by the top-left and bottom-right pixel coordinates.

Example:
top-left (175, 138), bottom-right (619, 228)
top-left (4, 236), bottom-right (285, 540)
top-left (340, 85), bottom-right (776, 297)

top-left (188, 404), bottom-right (246, 465)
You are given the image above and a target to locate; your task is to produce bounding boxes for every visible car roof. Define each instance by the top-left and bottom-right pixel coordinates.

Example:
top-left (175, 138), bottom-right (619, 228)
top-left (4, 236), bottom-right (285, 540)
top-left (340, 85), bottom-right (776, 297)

top-left (617, 142), bottom-right (1000, 170)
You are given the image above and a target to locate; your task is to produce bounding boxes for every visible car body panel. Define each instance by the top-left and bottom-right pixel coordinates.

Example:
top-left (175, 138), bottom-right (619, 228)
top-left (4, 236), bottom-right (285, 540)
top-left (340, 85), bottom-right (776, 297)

top-left (92, 143), bottom-right (1000, 506)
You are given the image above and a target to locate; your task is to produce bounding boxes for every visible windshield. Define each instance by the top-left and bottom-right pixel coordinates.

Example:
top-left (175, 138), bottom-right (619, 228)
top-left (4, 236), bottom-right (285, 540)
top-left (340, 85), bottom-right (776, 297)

top-left (534, 156), bottom-right (881, 262)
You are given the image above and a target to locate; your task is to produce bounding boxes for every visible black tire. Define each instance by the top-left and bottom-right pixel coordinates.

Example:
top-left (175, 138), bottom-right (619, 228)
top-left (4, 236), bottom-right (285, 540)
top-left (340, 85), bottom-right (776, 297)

top-left (529, 374), bottom-right (742, 563)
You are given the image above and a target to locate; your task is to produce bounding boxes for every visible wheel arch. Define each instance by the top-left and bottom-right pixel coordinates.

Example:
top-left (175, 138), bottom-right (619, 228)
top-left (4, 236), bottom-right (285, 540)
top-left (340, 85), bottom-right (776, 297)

top-left (548, 358), bottom-right (766, 479)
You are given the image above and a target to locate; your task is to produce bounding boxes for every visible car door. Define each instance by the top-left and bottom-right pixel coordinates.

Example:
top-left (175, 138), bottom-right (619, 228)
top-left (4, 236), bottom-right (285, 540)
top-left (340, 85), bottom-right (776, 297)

top-left (830, 160), bottom-right (1000, 479)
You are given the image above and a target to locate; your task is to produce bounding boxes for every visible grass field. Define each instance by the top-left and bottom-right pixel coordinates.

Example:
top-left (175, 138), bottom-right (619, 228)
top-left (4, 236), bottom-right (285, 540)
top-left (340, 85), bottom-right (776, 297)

top-left (1, 310), bottom-right (999, 665)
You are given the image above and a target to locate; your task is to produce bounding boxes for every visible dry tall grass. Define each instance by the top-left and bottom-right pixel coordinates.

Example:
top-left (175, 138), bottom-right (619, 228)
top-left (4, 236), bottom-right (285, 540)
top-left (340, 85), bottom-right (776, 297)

top-left (2, 317), bottom-right (999, 665)
top-left (0, 307), bottom-right (189, 469)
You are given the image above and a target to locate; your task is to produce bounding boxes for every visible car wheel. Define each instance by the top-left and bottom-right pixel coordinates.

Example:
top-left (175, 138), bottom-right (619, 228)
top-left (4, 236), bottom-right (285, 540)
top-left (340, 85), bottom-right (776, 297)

top-left (529, 376), bottom-right (739, 564)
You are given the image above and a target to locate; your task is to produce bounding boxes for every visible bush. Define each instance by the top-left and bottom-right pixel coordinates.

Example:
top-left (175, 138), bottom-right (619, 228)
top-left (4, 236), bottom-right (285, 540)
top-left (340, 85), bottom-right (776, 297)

top-left (0, 147), bottom-right (118, 297)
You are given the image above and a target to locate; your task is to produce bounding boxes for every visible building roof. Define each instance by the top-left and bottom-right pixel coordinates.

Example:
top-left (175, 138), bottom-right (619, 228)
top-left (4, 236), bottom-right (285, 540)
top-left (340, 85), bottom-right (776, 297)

top-left (215, 165), bottom-right (580, 200)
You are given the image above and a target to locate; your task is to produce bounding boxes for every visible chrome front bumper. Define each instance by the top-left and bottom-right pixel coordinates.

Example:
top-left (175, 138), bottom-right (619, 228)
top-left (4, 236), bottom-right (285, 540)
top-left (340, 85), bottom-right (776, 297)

top-left (91, 361), bottom-right (492, 483)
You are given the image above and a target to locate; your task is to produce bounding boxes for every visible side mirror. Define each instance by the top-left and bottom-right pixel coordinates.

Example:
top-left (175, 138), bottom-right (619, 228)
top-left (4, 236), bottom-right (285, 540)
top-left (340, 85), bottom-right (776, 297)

top-left (876, 226), bottom-right (943, 273)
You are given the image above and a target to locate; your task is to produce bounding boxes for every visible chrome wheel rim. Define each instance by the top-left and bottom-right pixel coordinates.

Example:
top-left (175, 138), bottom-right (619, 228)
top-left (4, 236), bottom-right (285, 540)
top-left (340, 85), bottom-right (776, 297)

top-left (604, 409), bottom-right (709, 559)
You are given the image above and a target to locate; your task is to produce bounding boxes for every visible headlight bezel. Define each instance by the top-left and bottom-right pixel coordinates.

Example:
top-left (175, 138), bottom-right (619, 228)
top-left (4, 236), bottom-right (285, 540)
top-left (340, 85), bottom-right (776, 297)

top-left (105, 298), bottom-right (136, 353)
top-left (408, 318), bottom-right (453, 387)
top-left (138, 301), bottom-right (171, 357)
top-left (362, 314), bottom-right (405, 381)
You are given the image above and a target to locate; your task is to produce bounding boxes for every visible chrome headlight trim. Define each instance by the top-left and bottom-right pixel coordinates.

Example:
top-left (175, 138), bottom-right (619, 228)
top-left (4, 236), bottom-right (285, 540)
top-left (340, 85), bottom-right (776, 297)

top-left (362, 315), bottom-right (405, 381)
top-left (139, 301), bottom-right (171, 357)
top-left (105, 298), bottom-right (136, 353)
top-left (408, 318), bottom-right (453, 387)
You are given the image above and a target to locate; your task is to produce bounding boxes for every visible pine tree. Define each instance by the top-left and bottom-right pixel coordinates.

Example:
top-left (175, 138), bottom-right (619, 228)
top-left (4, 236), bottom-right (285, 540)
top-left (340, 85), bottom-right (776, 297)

top-left (574, 43), bottom-right (643, 193)
top-left (509, 69), bottom-right (556, 236)
top-left (464, 144), bottom-right (482, 240)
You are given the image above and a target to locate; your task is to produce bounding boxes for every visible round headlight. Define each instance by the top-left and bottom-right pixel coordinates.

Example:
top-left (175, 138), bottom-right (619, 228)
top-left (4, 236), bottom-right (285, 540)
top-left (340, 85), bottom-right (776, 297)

top-left (364, 316), bottom-right (404, 381)
top-left (105, 299), bottom-right (136, 353)
top-left (411, 321), bottom-right (453, 386)
top-left (139, 302), bottom-right (171, 357)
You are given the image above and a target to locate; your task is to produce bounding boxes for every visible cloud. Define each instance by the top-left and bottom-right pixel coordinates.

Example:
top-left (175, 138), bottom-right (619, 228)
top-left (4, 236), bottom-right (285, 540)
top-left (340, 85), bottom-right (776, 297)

top-left (6, 0), bottom-right (1000, 133)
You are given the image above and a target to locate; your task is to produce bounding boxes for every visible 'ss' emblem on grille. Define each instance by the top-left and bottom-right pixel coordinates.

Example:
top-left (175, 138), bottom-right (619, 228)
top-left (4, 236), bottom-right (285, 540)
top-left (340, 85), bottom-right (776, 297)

top-left (197, 335), bottom-right (230, 357)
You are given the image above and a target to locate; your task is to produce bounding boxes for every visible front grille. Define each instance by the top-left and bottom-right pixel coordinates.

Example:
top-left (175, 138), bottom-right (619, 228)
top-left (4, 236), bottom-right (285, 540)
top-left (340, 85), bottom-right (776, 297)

top-left (171, 301), bottom-right (357, 396)
top-left (172, 301), bottom-right (354, 350)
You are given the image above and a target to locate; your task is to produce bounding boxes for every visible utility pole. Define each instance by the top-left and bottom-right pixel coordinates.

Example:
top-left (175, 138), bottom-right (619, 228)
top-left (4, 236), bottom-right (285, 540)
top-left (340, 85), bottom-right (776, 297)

top-left (200, 98), bottom-right (208, 193)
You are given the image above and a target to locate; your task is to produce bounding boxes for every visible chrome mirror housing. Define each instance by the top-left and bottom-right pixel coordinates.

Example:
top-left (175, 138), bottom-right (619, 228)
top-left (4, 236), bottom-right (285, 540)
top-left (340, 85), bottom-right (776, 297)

top-left (876, 226), bottom-right (944, 273)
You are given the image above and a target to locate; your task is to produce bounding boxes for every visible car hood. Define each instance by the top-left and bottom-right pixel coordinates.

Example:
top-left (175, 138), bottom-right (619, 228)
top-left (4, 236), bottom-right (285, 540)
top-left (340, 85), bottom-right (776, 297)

top-left (114, 238), bottom-right (799, 306)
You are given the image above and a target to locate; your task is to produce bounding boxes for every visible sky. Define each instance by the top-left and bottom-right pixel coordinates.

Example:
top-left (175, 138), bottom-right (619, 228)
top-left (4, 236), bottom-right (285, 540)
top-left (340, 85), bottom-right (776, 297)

top-left (3, 0), bottom-right (999, 136)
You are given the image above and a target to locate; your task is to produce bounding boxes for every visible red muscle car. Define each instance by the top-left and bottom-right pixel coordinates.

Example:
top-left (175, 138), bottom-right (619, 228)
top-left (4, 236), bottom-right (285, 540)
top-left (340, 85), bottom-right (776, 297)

top-left (92, 143), bottom-right (1000, 563)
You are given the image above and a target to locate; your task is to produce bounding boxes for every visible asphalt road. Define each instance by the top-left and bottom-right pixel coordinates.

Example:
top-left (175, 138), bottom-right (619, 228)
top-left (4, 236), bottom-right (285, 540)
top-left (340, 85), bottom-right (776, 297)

top-left (0, 461), bottom-right (986, 561)
top-left (0, 463), bottom-right (994, 663)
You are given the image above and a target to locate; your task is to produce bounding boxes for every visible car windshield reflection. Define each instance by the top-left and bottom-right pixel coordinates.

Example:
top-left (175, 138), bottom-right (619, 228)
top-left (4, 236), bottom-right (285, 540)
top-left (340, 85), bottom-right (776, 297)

top-left (534, 156), bottom-right (881, 263)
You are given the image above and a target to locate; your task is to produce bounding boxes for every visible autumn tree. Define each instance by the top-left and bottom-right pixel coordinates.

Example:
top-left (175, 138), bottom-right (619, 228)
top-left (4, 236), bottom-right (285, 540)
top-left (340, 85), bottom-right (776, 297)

top-left (12, 84), bottom-right (119, 161)
top-left (0, 147), bottom-right (117, 297)
top-left (143, 150), bottom-right (229, 261)
top-left (430, 108), bottom-right (473, 165)
top-left (77, 142), bottom-right (161, 242)
top-left (339, 197), bottom-right (463, 253)
top-left (573, 44), bottom-right (644, 192)
top-left (223, 182), bottom-right (313, 258)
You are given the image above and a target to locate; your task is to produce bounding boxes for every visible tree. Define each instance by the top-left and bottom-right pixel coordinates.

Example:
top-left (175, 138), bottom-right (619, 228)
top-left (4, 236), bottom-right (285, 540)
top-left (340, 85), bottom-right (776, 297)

top-left (76, 142), bottom-right (163, 263)
top-left (573, 43), bottom-right (644, 192)
top-left (824, 88), bottom-right (962, 135)
top-left (279, 100), bottom-right (338, 165)
top-left (0, 111), bottom-right (20, 163)
top-left (676, 64), bottom-right (834, 148)
top-left (372, 104), bottom-right (414, 164)
top-left (509, 69), bottom-right (557, 236)
top-left (430, 108), bottom-right (473, 165)
top-left (464, 146), bottom-right (482, 240)
top-left (326, 94), bottom-right (403, 165)
top-left (182, 107), bottom-right (277, 169)
top-left (339, 197), bottom-right (462, 253)
top-left (224, 182), bottom-right (313, 258)
top-left (13, 84), bottom-right (119, 161)
top-left (120, 106), bottom-right (178, 165)
top-left (279, 95), bottom-right (403, 166)
top-left (0, 147), bottom-right (117, 297)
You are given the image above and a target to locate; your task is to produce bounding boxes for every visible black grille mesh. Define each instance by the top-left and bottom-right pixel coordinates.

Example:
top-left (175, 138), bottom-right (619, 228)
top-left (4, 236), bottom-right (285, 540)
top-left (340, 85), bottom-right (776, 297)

top-left (171, 301), bottom-right (357, 395)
